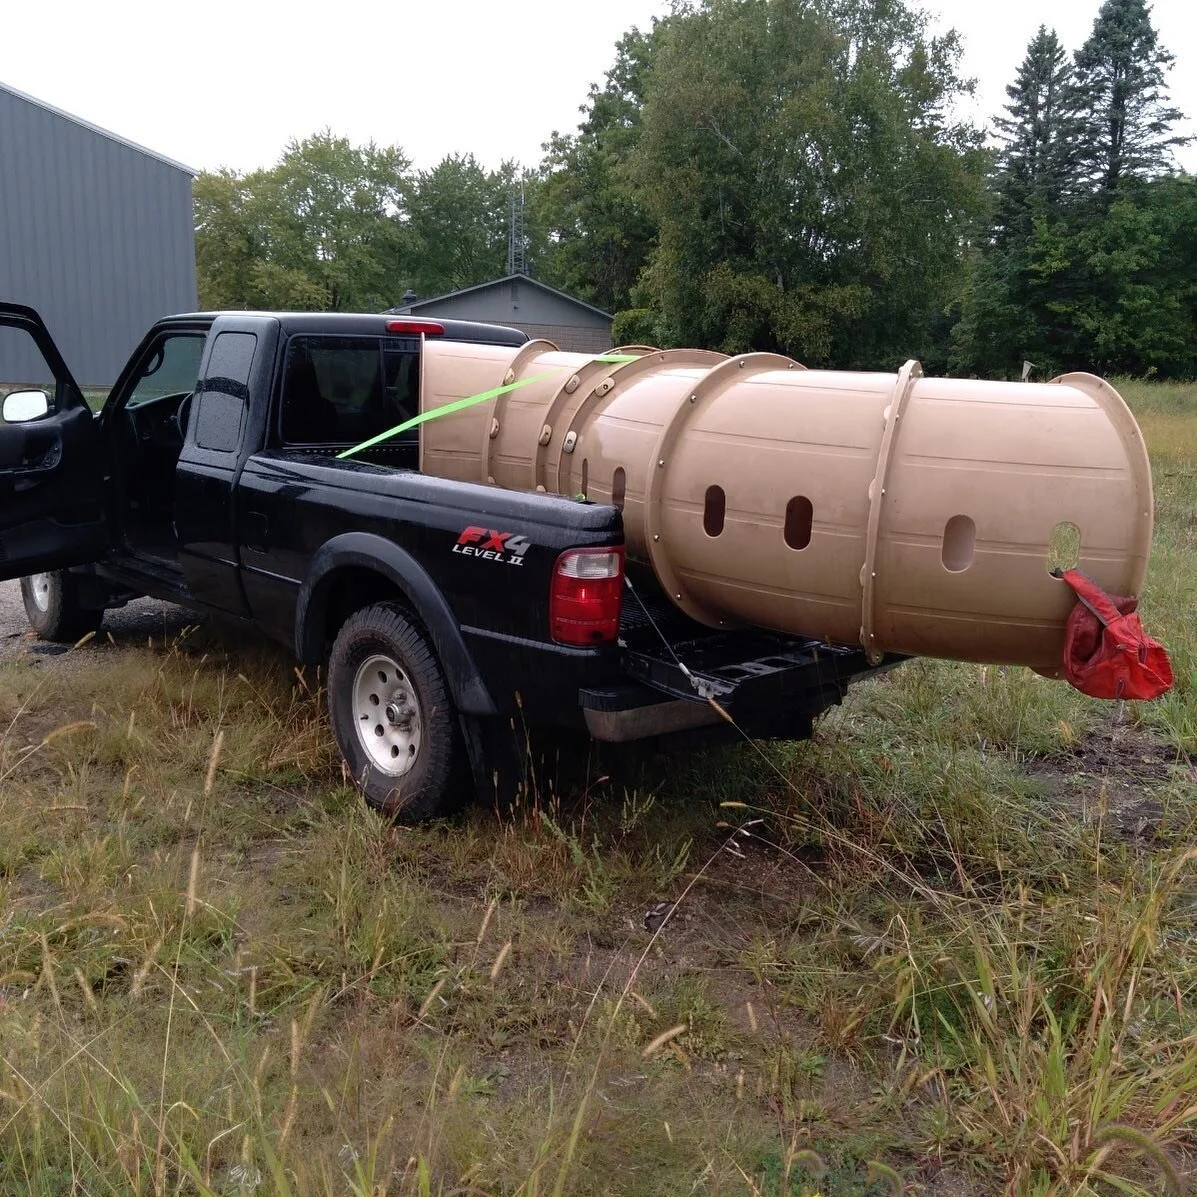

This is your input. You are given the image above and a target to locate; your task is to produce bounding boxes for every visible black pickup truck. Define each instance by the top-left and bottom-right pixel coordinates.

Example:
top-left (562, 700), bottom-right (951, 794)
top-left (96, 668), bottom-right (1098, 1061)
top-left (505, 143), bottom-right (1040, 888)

top-left (0, 303), bottom-right (893, 819)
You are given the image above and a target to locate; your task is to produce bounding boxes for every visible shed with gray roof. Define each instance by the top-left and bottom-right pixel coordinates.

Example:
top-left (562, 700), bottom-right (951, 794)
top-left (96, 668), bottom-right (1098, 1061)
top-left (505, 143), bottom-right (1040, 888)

top-left (391, 275), bottom-right (613, 354)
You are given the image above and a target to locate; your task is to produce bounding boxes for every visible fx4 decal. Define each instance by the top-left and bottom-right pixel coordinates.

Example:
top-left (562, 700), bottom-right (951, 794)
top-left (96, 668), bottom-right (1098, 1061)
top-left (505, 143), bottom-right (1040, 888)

top-left (453, 526), bottom-right (533, 566)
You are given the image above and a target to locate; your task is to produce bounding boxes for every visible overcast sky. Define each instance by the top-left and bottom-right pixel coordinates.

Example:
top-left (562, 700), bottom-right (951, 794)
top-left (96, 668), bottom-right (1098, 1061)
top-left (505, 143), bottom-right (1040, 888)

top-left (4, 0), bottom-right (1195, 176)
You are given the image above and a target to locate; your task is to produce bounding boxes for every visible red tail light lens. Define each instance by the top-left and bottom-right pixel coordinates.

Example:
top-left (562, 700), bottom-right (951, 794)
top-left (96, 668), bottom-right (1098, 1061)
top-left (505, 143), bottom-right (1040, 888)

top-left (550, 547), bottom-right (624, 646)
top-left (386, 319), bottom-right (445, 335)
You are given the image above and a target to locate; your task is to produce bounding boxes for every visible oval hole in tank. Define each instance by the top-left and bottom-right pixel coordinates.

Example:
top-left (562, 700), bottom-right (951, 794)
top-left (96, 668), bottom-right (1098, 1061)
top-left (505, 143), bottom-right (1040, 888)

top-left (941, 515), bottom-right (976, 573)
top-left (580, 458), bottom-right (588, 497)
top-left (1047, 520), bottom-right (1081, 574)
top-left (784, 496), bottom-right (813, 550)
top-left (612, 467), bottom-right (626, 510)
top-left (703, 485), bottom-right (726, 537)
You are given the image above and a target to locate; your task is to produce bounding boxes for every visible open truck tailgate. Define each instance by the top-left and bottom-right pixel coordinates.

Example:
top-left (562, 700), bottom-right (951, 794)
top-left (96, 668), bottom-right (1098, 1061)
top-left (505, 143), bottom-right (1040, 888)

top-left (579, 573), bottom-right (902, 743)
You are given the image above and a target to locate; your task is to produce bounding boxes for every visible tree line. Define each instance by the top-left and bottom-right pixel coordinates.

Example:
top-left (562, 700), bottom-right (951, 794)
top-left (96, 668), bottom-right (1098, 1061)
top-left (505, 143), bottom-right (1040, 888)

top-left (194, 0), bottom-right (1195, 379)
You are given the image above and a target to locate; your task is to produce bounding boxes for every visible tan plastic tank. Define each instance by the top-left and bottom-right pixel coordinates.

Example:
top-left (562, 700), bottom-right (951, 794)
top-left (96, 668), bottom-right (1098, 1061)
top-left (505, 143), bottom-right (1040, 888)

top-left (418, 339), bottom-right (1153, 671)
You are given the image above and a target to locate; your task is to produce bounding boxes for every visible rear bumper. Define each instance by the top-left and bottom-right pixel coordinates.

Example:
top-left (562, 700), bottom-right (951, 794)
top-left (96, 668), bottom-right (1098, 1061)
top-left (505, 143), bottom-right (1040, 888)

top-left (580, 686), bottom-right (724, 742)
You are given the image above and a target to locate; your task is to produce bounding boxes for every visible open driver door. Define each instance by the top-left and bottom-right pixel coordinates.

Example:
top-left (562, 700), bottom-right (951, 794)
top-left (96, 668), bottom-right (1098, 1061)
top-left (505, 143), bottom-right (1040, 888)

top-left (0, 302), bottom-right (110, 579)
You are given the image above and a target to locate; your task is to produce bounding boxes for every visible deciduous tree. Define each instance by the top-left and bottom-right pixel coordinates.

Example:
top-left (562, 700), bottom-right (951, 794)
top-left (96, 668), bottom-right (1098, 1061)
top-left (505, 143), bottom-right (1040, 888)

top-left (405, 154), bottom-right (525, 299)
top-left (194, 131), bottom-right (413, 311)
top-left (532, 24), bottom-right (666, 316)
top-left (627, 0), bottom-right (988, 368)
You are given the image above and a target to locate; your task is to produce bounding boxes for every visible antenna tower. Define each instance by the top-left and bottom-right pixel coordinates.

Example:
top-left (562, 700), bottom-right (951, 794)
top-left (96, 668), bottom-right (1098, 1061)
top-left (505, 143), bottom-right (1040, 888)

top-left (507, 185), bottom-right (526, 276)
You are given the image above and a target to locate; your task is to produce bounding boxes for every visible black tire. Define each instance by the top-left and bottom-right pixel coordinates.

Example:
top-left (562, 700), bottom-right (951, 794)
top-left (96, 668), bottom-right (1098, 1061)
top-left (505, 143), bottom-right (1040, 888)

top-left (19, 572), bottom-right (104, 643)
top-left (327, 602), bottom-right (466, 822)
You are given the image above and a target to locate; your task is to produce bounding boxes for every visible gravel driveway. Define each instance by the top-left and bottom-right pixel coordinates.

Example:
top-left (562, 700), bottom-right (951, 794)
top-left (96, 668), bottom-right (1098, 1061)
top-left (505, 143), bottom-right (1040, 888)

top-left (0, 577), bottom-right (195, 661)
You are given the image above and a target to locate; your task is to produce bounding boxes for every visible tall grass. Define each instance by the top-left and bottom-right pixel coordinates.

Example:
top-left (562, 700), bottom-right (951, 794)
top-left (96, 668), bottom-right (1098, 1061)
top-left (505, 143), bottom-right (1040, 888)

top-left (0, 379), bottom-right (1192, 1194)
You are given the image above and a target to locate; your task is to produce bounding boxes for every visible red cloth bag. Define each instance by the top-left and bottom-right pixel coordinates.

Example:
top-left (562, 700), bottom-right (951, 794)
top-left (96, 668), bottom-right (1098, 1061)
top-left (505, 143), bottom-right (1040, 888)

top-left (1056, 568), bottom-right (1173, 701)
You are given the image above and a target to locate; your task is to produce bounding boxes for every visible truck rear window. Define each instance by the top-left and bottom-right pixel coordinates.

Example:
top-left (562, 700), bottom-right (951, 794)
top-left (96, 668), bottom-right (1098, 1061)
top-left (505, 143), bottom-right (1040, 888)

top-left (280, 336), bottom-right (417, 447)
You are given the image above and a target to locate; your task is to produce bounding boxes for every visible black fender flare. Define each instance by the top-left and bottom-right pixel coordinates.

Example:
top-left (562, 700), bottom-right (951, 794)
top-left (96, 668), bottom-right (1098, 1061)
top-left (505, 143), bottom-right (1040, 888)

top-left (295, 532), bottom-right (496, 716)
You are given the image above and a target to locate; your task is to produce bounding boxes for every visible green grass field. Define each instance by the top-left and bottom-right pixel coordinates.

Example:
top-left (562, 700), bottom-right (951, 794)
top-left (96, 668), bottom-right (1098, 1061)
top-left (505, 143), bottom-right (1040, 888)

top-left (0, 379), bottom-right (1193, 1195)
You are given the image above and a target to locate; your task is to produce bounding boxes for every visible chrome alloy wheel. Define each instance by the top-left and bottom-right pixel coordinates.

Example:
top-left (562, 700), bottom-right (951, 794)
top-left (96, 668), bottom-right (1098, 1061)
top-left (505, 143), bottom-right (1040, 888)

top-left (352, 653), bottom-right (423, 776)
top-left (28, 574), bottom-right (52, 613)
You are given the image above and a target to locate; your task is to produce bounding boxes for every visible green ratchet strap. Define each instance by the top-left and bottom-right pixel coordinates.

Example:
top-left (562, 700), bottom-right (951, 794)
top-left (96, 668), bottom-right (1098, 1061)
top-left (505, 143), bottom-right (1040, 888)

top-left (335, 352), bottom-right (640, 460)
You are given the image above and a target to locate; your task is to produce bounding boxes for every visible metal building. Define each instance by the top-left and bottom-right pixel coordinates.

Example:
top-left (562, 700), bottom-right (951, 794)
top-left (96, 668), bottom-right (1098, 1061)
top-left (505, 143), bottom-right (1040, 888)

top-left (393, 275), bottom-right (614, 354)
top-left (0, 81), bottom-right (197, 387)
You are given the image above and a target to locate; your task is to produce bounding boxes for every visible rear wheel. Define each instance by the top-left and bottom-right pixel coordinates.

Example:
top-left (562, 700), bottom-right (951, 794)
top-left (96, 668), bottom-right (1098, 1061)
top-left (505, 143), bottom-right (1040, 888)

top-left (327, 603), bottom-right (466, 821)
top-left (20, 572), bottom-right (104, 643)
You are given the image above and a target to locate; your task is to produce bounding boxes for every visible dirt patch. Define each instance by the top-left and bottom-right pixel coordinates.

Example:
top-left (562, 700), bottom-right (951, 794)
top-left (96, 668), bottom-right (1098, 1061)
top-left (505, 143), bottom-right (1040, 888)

top-left (1024, 717), bottom-right (1192, 845)
top-left (0, 579), bottom-right (198, 662)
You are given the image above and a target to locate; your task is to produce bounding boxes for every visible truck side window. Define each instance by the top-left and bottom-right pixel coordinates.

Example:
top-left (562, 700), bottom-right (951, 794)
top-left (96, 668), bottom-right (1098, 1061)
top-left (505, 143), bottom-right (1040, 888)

top-left (125, 334), bottom-right (205, 408)
top-left (280, 336), bottom-right (389, 446)
top-left (0, 325), bottom-right (66, 413)
top-left (195, 332), bottom-right (257, 453)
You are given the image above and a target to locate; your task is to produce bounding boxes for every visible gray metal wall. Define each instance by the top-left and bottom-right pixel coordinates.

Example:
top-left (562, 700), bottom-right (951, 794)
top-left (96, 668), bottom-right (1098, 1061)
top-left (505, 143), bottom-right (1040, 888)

top-left (0, 85), bottom-right (197, 387)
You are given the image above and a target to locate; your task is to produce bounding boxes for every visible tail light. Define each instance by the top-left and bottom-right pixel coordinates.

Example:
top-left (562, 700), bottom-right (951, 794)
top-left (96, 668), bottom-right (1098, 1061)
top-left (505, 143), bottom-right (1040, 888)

top-left (550, 547), bottom-right (624, 646)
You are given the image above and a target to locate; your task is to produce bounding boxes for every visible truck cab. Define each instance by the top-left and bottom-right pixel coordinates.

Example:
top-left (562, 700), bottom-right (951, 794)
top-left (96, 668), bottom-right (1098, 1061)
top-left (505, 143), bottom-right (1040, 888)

top-left (0, 305), bottom-right (529, 608)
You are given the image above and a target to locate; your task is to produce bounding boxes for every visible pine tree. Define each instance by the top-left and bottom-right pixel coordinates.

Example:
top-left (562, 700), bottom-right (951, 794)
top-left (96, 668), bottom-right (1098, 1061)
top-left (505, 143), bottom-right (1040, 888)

top-left (991, 26), bottom-right (1082, 239)
top-left (1073, 0), bottom-right (1187, 193)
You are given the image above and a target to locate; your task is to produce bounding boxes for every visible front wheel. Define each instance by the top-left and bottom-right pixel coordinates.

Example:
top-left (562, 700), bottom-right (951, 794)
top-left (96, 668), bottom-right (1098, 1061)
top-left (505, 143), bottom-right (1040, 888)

top-left (20, 572), bottom-right (104, 643)
top-left (327, 603), bottom-right (466, 822)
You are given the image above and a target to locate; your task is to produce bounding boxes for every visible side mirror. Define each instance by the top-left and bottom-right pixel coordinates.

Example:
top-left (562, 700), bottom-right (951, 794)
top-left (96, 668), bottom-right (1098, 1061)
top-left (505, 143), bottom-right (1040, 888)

top-left (2, 389), bottom-right (51, 424)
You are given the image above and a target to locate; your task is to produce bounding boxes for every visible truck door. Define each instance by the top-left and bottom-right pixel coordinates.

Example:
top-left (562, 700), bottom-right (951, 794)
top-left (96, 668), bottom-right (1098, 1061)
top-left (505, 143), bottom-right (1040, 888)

top-left (174, 316), bottom-right (277, 617)
top-left (0, 303), bottom-right (109, 581)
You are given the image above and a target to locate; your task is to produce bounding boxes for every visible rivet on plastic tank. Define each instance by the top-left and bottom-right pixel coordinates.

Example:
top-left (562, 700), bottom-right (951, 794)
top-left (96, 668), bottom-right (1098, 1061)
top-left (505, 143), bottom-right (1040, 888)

top-left (562, 431), bottom-right (577, 453)
top-left (489, 418), bottom-right (500, 439)
top-left (658, 459), bottom-right (665, 467)
top-left (538, 424), bottom-right (552, 446)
